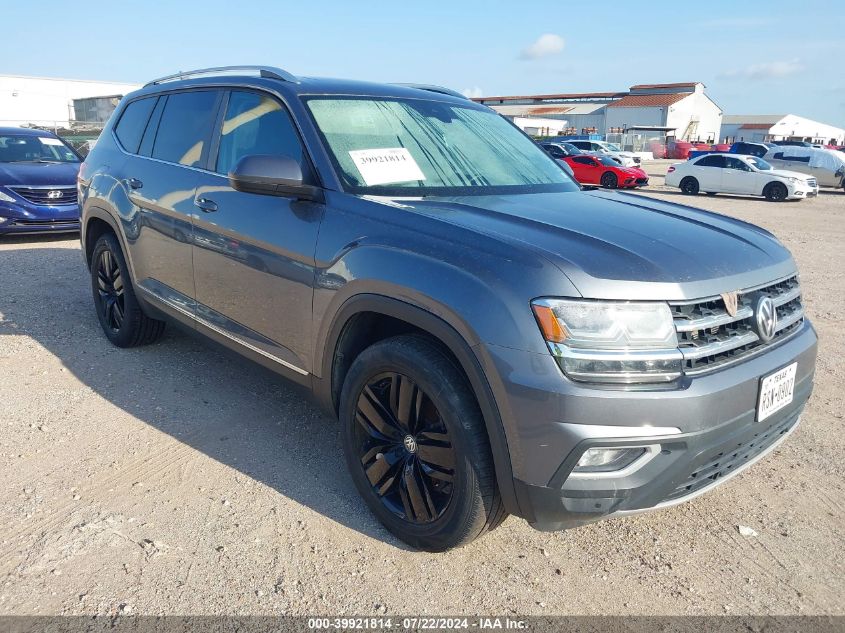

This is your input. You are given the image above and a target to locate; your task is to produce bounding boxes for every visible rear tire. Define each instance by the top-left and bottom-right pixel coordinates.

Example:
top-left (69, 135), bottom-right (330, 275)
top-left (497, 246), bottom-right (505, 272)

top-left (90, 233), bottom-right (166, 347)
top-left (339, 335), bottom-right (505, 551)
top-left (764, 182), bottom-right (788, 202)
top-left (680, 177), bottom-right (700, 195)
top-left (600, 172), bottom-right (618, 189)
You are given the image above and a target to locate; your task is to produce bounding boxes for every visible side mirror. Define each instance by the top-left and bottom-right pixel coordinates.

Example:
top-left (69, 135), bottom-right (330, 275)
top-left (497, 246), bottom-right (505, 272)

top-left (228, 154), bottom-right (322, 201)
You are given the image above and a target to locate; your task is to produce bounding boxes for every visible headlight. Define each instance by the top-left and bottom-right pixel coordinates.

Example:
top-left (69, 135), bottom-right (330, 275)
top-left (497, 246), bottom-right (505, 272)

top-left (0, 190), bottom-right (17, 203)
top-left (532, 299), bottom-right (682, 384)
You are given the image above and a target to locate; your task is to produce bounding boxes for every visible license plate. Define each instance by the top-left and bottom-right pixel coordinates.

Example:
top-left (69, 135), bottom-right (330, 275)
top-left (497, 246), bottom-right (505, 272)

top-left (757, 362), bottom-right (797, 422)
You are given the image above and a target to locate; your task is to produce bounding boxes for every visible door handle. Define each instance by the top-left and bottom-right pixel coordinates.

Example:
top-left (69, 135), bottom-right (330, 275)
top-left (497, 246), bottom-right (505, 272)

top-left (194, 197), bottom-right (218, 213)
top-left (127, 178), bottom-right (143, 190)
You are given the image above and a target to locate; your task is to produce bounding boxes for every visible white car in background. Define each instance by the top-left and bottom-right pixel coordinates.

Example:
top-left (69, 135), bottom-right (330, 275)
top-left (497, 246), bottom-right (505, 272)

top-left (567, 140), bottom-right (641, 167)
top-left (665, 153), bottom-right (819, 201)
top-left (763, 147), bottom-right (845, 190)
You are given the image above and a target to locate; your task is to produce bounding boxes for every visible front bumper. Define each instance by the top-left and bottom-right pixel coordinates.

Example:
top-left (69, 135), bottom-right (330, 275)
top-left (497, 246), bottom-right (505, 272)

top-left (479, 319), bottom-right (817, 530)
top-left (787, 184), bottom-right (820, 199)
top-left (0, 203), bottom-right (80, 235)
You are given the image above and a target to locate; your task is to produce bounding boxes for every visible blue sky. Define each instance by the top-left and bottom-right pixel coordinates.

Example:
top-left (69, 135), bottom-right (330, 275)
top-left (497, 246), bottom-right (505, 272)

top-left (2, 1), bottom-right (843, 123)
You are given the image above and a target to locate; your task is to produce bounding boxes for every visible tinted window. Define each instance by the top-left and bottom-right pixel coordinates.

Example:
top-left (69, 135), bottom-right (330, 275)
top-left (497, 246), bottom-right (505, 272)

top-left (152, 90), bottom-right (219, 167)
top-left (114, 97), bottom-right (157, 154)
top-left (138, 96), bottom-right (166, 157)
top-left (215, 91), bottom-right (305, 176)
top-left (542, 144), bottom-right (564, 158)
top-left (773, 152), bottom-right (784, 160)
top-left (573, 156), bottom-right (595, 165)
top-left (696, 155), bottom-right (725, 167)
top-left (725, 157), bottom-right (750, 170)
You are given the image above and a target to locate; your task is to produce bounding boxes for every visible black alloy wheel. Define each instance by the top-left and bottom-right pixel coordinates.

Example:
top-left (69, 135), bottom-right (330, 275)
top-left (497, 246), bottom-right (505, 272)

top-left (90, 233), bottom-right (165, 347)
top-left (765, 182), bottom-right (788, 202)
top-left (96, 249), bottom-right (125, 332)
top-left (680, 177), bottom-right (700, 195)
top-left (340, 335), bottom-right (506, 550)
top-left (353, 372), bottom-right (456, 523)
top-left (600, 172), bottom-right (618, 189)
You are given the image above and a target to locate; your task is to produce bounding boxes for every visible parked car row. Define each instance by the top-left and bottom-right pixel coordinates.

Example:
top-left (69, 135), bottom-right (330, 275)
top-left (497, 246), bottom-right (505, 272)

top-left (540, 142), bottom-right (648, 189)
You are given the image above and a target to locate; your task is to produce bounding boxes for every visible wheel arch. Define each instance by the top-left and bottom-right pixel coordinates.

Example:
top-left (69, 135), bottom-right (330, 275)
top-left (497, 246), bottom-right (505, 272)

top-left (83, 207), bottom-right (125, 270)
top-left (314, 293), bottom-right (521, 516)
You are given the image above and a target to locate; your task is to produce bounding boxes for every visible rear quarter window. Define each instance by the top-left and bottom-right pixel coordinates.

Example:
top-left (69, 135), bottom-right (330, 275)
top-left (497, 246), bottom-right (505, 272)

top-left (114, 97), bottom-right (157, 154)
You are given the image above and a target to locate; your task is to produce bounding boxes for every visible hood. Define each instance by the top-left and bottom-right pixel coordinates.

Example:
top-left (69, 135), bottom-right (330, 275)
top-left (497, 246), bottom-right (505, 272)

top-left (0, 161), bottom-right (80, 188)
top-left (621, 166), bottom-right (646, 176)
top-left (386, 190), bottom-right (795, 301)
top-left (768, 169), bottom-right (816, 181)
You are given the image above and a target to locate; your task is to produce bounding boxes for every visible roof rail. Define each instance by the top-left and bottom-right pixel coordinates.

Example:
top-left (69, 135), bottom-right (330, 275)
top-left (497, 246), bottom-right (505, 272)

top-left (144, 65), bottom-right (298, 87)
top-left (393, 83), bottom-right (470, 100)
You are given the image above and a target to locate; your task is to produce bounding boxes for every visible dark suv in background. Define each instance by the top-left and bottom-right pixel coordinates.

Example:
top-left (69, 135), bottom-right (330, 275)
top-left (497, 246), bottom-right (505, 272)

top-left (79, 67), bottom-right (817, 551)
top-left (0, 127), bottom-right (81, 235)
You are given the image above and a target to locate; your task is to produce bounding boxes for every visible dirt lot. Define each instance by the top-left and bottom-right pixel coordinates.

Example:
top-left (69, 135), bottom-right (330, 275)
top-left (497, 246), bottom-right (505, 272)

top-left (1, 162), bottom-right (843, 617)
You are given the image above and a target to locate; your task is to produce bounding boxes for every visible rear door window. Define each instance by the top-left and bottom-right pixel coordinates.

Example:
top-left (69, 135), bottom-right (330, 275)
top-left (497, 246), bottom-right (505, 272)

top-left (151, 90), bottom-right (221, 168)
top-left (696, 155), bottom-right (726, 167)
top-left (114, 97), bottom-right (157, 154)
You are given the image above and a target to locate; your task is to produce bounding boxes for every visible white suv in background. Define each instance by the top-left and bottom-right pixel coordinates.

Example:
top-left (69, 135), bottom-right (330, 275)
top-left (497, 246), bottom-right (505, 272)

top-left (568, 140), bottom-right (640, 167)
top-left (665, 153), bottom-right (819, 201)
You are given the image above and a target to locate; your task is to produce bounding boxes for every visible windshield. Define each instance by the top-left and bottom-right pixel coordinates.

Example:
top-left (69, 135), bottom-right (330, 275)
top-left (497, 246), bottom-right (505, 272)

top-left (596, 155), bottom-right (624, 167)
top-left (0, 134), bottom-right (79, 163)
top-left (747, 157), bottom-right (773, 170)
top-left (603, 143), bottom-right (622, 152)
top-left (305, 97), bottom-right (578, 196)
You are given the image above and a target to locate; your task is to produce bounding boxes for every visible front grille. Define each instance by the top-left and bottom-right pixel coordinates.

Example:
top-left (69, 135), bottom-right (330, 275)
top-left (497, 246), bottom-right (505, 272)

top-left (9, 186), bottom-right (78, 205)
top-left (635, 178), bottom-right (648, 185)
top-left (663, 412), bottom-right (799, 502)
top-left (11, 219), bottom-right (78, 227)
top-left (671, 275), bottom-right (804, 375)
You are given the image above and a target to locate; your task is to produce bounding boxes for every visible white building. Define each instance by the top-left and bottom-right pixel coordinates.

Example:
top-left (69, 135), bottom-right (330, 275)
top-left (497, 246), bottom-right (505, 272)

top-left (721, 114), bottom-right (844, 146)
top-left (0, 75), bottom-right (141, 128)
top-left (475, 82), bottom-right (723, 143)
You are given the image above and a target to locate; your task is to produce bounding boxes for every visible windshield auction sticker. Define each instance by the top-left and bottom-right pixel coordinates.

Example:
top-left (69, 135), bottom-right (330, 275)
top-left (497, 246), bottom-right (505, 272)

top-left (349, 148), bottom-right (426, 186)
top-left (39, 137), bottom-right (65, 146)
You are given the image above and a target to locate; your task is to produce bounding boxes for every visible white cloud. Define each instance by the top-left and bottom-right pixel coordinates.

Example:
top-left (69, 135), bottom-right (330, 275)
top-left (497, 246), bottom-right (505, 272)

top-left (519, 34), bottom-right (565, 61)
top-left (462, 86), bottom-right (483, 99)
top-left (721, 59), bottom-right (805, 80)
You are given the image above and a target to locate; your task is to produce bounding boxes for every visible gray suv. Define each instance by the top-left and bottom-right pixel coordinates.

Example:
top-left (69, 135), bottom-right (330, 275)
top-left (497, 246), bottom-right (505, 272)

top-left (79, 66), bottom-right (817, 551)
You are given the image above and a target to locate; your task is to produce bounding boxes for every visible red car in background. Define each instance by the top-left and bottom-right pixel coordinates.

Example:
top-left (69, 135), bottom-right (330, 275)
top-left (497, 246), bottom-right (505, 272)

top-left (563, 154), bottom-right (649, 188)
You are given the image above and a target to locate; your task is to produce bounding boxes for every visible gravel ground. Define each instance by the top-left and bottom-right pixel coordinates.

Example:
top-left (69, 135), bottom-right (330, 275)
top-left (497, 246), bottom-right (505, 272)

top-left (0, 161), bottom-right (843, 617)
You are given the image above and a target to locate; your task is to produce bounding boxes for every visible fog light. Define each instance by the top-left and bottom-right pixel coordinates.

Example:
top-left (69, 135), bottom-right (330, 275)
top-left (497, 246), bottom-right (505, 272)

top-left (571, 445), bottom-right (660, 477)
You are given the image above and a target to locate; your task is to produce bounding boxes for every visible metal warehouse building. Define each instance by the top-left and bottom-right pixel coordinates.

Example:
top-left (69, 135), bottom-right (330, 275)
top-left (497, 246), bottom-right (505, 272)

top-left (721, 114), bottom-right (844, 146)
top-left (475, 82), bottom-right (723, 144)
top-left (0, 75), bottom-right (140, 128)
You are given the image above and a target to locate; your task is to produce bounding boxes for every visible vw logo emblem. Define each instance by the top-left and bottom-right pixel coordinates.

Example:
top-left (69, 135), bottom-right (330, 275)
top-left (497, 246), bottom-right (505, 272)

top-left (46, 190), bottom-right (63, 199)
top-left (403, 435), bottom-right (418, 454)
top-left (754, 295), bottom-right (777, 343)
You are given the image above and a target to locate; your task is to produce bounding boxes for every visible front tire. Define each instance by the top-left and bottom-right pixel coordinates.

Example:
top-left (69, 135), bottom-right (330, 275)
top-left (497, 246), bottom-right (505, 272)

top-left (600, 172), bottom-right (618, 189)
top-left (339, 335), bottom-right (505, 551)
top-left (764, 182), bottom-right (788, 202)
top-left (90, 233), bottom-right (166, 347)
top-left (680, 177), bottom-right (700, 195)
